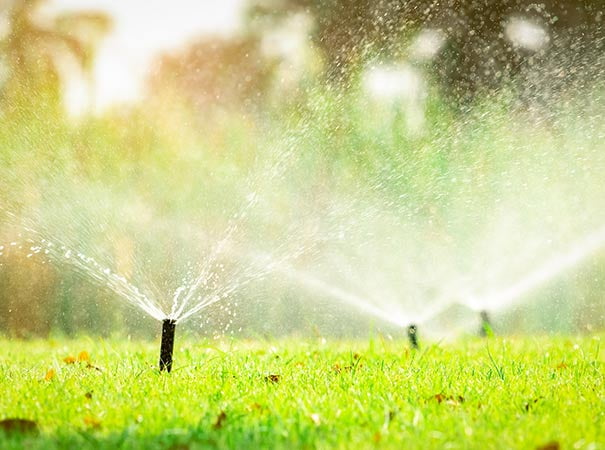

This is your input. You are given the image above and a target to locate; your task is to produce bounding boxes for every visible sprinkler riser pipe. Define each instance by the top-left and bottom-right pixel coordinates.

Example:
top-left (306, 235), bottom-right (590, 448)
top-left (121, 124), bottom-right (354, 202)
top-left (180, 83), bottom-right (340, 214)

top-left (159, 319), bottom-right (176, 372)
top-left (479, 310), bottom-right (492, 337)
top-left (407, 324), bottom-right (419, 350)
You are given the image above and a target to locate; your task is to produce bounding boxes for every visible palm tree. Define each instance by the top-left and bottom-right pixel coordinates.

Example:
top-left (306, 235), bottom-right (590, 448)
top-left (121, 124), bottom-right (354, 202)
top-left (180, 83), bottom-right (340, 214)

top-left (54, 9), bottom-right (112, 114)
top-left (0, 0), bottom-right (111, 114)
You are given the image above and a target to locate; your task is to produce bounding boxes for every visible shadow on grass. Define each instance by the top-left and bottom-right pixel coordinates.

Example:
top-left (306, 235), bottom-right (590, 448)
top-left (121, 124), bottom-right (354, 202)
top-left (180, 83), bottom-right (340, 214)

top-left (0, 423), bottom-right (325, 450)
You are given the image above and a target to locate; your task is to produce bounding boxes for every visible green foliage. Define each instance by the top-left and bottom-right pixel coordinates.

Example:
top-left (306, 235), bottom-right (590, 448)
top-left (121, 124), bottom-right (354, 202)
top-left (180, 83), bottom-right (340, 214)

top-left (0, 0), bottom-right (111, 115)
top-left (248, 0), bottom-right (605, 98)
top-left (2, 81), bottom-right (605, 336)
top-left (1, 1), bottom-right (605, 337)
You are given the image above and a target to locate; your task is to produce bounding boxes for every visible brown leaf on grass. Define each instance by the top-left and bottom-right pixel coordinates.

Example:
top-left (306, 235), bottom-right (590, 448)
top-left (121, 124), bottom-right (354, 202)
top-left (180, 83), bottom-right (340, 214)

top-left (433, 393), bottom-right (446, 403)
top-left (524, 397), bottom-right (544, 412)
top-left (430, 394), bottom-right (465, 405)
top-left (446, 396), bottom-right (465, 406)
top-left (264, 374), bottom-right (280, 383)
top-left (332, 363), bottom-right (352, 374)
top-left (0, 418), bottom-right (39, 435)
top-left (78, 351), bottom-right (90, 362)
top-left (83, 415), bottom-right (101, 429)
top-left (246, 402), bottom-right (263, 412)
top-left (353, 353), bottom-right (361, 360)
top-left (63, 356), bottom-right (77, 364)
top-left (372, 431), bottom-right (381, 443)
top-left (44, 369), bottom-right (56, 381)
top-left (84, 391), bottom-right (93, 400)
top-left (168, 445), bottom-right (190, 450)
top-left (213, 411), bottom-right (227, 430)
top-left (555, 362), bottom-right (568, 370)
top-left (536, 441), bottom-right (560, 450)
top-left (85, 363), bottom-right (103, 372)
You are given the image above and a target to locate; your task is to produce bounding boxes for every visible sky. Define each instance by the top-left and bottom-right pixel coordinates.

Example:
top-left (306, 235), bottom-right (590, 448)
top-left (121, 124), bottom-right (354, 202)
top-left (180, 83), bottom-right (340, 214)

top-left (43, 0), bottom-right (245, 114)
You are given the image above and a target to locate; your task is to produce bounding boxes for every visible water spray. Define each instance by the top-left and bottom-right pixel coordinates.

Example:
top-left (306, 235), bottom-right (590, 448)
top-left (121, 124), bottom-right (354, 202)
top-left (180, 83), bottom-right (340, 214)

top-left (479, 310), bottom-right (493, 337)
top-left (407, 324), bottom-right (419, 350)
top-left (159, 319), bottom-right (176, 372)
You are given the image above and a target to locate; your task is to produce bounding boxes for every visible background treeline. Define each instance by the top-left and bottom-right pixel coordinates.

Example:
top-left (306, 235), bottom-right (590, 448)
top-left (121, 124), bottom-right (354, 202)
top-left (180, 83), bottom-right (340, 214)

top-left (1, 0), bottom-right (604, 338)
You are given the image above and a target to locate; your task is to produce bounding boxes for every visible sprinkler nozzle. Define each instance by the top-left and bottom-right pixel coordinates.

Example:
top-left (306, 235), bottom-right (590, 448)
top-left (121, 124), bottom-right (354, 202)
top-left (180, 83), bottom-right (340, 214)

top-left (159, 319), bottom-right (176, 372)
top-left (479, 310), bottom-right (493, 337)
top-left (407, 324), bottom-right (419, 350)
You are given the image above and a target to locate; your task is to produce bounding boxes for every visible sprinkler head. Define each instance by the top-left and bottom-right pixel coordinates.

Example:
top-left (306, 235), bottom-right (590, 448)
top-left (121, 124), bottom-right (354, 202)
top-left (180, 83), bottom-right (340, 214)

top-left (407, 324), bottom-right (419, 350)
top-left (479, 310), bottom-right (493, 337)
top-left (159, 319), bottom-right (176, 372)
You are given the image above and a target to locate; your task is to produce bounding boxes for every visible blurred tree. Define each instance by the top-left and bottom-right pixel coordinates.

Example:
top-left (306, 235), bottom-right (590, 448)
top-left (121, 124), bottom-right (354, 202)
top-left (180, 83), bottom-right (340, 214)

top-left (248, 0), bottom-right (605, 101)
top-left (54, 10), bottom-right (112, 113)
top-left (0, 0), bottom-right (111, 115)
top-left (0, 250), bottom-right (57, 337)
top-left (249, 0), bottom-right (424, 84)
top-left (426, 0), bottom-right (605, 102)
top-left (149, 35), bottom-right (277, 113)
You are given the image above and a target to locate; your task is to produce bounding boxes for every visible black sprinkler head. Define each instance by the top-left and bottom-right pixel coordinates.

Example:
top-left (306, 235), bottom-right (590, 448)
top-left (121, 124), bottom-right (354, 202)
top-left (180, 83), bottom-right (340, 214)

top-left (159, 319), bottom-right (176, 372)
top-left (479, 310), bottom-right (493, 337)
top-left (407, 324), bottom-right (419, 350)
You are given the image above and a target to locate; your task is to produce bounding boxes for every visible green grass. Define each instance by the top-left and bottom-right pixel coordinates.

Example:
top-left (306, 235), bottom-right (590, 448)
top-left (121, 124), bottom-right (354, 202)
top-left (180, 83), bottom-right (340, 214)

top-left (0, 335), bottom-right (603, 449)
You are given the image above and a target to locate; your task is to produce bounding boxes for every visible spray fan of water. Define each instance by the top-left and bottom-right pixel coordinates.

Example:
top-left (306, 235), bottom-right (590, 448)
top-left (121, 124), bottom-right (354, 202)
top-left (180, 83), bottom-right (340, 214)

top-left (260, 85), bottom-right (605, 338)
top-left (0, 149), bottom-right (320, 338)
top-left (2, 36), bottom-right (605, 346)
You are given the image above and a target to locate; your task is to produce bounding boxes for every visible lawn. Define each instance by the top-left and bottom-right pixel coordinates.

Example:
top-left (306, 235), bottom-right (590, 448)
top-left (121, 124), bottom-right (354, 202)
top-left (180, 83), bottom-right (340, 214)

top-left (0, 335), bottom-right (603, 449)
